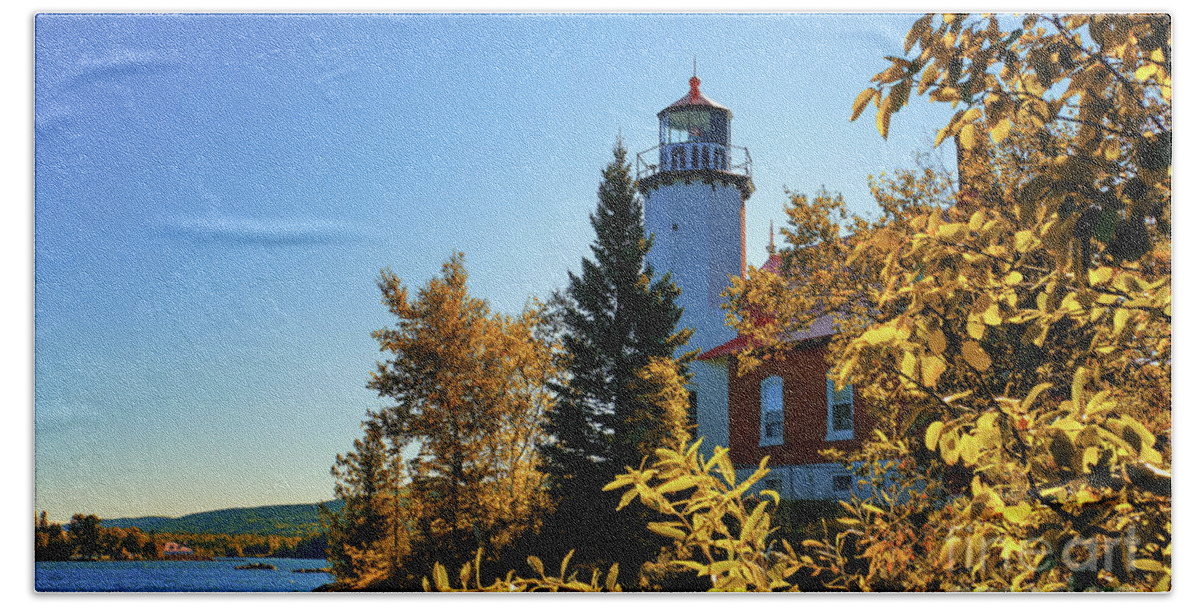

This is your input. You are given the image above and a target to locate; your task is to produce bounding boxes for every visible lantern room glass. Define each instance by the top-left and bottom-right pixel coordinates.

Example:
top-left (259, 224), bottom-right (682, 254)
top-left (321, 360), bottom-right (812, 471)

top-left (659, 108), bottom-right (729, 146)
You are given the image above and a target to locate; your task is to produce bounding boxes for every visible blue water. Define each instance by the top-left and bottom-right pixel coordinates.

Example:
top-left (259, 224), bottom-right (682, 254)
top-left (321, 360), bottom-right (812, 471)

top-left (35, 557), bottom-right (334, 592)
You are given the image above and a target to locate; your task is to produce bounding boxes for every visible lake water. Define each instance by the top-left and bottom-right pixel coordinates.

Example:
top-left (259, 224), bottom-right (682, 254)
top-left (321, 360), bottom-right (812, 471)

top-left (35, 557), bottom-right (334, 592)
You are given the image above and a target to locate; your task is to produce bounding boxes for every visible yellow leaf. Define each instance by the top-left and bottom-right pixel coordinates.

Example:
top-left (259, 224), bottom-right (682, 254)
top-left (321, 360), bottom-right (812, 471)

top-left (1134, 559), bottom-right (1165, 573)
top-left (1014, 230), bottom-right (1037, 252)
top-left (1059, 292), bottom-right (1083, 315)
top-left (877, 107), bottom-right (892, 139)
top-left (605, 563), bottom-right (620, 590)
top-left (937, 222), bottom-right (966, 240)
top-left (527, 556), bottom-right (545, 577)
top-left (1081, 446), bottom-right (1100, 473)
top-left (901, 350), bottom-right (918, 380)
top-left (1004, 271), bottom-right (1023, 285)
top-left (1120, 414), bottom-right (1156, 449)
top-left (1135, 64), bottom-right (1158, 81)
top-left (851, 88), bottom-right (875, 122)
top-left (1154, 572), bottom-right (1171, 592)
top-left (657, 477), bottom-right (697, 494)
top-left (602, 478), bottom-right (631, 492)
top-left (1085, 389), bottom-right (1112, 417)
top-left (967, 315), bottom-right (986, 340)
top-left (921, 355), bottom-right (946, 387)
top-left (647, 522), bottom-right (687, 540)
top-left (928, 327), bottom-right (946, 355)
top-left (1113, 308), bottom-right (1132, 335)
top-left (460, 562), bottom-right (471, 588)
top-left (1002, 503), bottom-right (1033, 526)
top-left (990, 118), bottom-right (1013, 143)
top-left (925, 421), bottom-right (945, 451)
top-left (559, 549), bottom-right (575, 579)
top-left (745, 500), bottom-right (770, 536)
top-left (617, 488), bottom-right (637, 511)
top-left (939, 431), bottom-right (960, 465)
top-left (934, 125), bottom-right (951, 147)
top-left (959, 434), bottom-right (980, 465)
top-left (434, 563), bottom-right (450, 590)
top-left (962, 340), bottom-right (992, 372)
top-left (968, 210), bottom-right (985, 231)
top-left (861, 325), bottom-right (898, 345)
top-left (716, 451), bottom-right (737, 486)
top-left (960, 123), bottom-right (978, 149)
top-left (1021, 382), bottom-right (1054, 410)
top-left (976, 424), bottom-right (1001, 450)
top-left (983, 301), bottom-right (1002, 326)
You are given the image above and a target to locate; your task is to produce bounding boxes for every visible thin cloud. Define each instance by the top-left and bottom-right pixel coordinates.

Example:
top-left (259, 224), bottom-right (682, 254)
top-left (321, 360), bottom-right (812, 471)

top-left (163, 216), bottom-right (361, 246)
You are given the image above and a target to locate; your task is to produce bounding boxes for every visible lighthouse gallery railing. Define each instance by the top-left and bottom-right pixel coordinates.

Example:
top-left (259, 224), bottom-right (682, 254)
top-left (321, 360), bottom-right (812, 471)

top-left (634, 143), bottom-right (752, 183)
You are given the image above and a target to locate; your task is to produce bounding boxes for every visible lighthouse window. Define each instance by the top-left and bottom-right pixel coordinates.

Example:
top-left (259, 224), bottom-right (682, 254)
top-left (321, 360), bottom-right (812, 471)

top-left (665, 110), bottom-right (713, 143)
top-left (760, 376), bottom-right (784, 446)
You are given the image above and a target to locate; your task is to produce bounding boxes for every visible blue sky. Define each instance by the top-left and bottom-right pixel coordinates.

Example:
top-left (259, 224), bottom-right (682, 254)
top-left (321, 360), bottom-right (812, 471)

top-left (33, 12), bottom-right (964, 521)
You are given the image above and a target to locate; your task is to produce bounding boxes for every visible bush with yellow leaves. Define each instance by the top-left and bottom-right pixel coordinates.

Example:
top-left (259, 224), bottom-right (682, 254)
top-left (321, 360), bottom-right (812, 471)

top-left (423, 439), bottom-right (801, 592)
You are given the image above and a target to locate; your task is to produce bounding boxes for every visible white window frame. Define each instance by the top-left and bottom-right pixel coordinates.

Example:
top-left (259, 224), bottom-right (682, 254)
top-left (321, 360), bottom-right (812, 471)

top-left (759, 375), bottom-right (784, 447)
top-left (826, 377), bottom-right (854, 441)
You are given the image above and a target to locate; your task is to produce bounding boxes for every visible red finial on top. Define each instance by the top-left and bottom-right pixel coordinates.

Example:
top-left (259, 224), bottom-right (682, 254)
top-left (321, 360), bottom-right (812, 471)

top-left (689, 58), bottom-right (701, 101)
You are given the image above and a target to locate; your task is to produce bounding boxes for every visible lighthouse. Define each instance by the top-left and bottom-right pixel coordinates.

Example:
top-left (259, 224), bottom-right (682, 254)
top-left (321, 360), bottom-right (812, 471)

top-left (636, 73), bottom-right (753, 452)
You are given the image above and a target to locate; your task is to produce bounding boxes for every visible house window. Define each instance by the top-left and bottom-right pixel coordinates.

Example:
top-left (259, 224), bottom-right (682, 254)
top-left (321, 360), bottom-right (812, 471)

top-left (826, 378), bottom-right (853, 441)
top-left (764, 477), bottom-right (783, 493)
top-left (832, 475), bottom-right (852, 492)
top-left (760, 375), bottom-right (784, 446)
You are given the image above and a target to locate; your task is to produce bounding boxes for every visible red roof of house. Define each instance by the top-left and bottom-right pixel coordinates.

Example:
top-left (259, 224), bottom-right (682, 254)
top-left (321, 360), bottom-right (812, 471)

top-left (760, 251), bottom-right (782, 274)
top-left (697, 334), bottom-right (753, 360)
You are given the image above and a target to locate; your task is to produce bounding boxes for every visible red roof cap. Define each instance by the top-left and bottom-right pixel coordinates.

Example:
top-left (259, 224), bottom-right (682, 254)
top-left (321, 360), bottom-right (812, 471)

top-left (662, 75), bottom-right (730, 113)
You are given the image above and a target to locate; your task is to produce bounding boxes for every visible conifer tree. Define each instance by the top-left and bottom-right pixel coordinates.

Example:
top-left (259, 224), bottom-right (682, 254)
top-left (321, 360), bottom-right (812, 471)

top-left (325, 415), bottom-right (397, 586)
top-left (538, 140), bottom-right (693, 574)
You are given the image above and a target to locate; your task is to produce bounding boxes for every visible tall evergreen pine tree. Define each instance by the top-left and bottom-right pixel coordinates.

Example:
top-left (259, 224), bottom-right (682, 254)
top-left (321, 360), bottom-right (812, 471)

top-left (539, 139), bottom-right (693, 572)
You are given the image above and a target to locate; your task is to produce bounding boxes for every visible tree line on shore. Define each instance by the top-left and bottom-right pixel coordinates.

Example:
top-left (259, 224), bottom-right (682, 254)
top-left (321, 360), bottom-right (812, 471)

top-left (34, 511), bottom-right (327, 562)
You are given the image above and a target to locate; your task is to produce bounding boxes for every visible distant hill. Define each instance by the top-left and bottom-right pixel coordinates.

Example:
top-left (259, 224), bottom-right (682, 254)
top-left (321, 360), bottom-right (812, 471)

top-left (101, 500), bottom-right (343, 537)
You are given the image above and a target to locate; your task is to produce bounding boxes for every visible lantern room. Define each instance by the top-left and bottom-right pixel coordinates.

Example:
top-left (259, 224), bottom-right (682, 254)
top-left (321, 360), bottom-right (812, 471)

top-left (658, 75), bottom-right (732, 171)
top-left (635, 75), bottom-right (752, 198)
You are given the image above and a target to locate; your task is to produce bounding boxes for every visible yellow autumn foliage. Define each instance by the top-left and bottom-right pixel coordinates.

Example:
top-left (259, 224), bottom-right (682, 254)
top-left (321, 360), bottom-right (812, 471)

top-left (730, 13), bottom-right (1169, 592)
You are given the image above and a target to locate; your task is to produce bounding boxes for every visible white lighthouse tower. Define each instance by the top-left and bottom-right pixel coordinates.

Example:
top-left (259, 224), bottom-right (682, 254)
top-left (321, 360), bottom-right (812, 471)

top-left (636, 73), bottom-right (753, 451)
